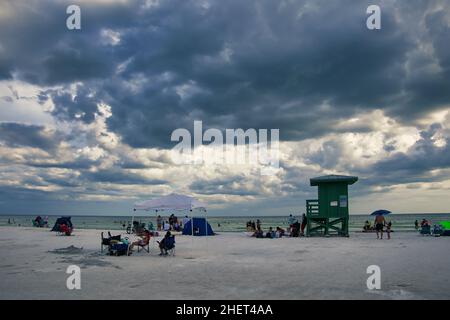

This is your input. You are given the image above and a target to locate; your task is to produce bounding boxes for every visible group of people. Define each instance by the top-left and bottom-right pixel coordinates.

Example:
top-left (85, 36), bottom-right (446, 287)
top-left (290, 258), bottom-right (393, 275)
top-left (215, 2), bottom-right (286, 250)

top-left (363, 217), bottom-right (436, 239)
top-left (362, 216), bottom-right (393, 239)
top-left (33, 216), bottom-right (49, 228)
top-left (372, 215), bottom-right (392, 240)
top-left (415, 219), bottom-right (430, 230)
top-left (248, 214), bottom-right (308, 239)
top-left (156, 214), bottom-right (190, 232)
top-left (289, 214), bottom-right (307, 237)
top-left (126, 228), bottom-right (175, 256)
top-left (251, 226), bottom-right (286, 239)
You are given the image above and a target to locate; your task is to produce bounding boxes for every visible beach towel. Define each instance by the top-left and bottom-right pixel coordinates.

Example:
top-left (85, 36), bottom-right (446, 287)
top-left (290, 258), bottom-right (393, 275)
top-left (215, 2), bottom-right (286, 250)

top-left (439, 221), bottom-right (450, 230)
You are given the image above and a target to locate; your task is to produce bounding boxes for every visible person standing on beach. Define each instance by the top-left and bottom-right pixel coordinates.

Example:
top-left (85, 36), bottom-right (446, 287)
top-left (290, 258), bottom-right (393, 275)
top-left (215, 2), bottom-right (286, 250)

top-left (414, 220), bottom-right (419, 230)
top-left (374, 215), bottom-right (386, 239)
top-left (183, 215), bottom-right (190, 227)
top-left (156, 215), bottom-right (162, 231)
top-left (288, 214), bottom-right (296, 226)
top-left (300, 213), bottom-right (307, 236)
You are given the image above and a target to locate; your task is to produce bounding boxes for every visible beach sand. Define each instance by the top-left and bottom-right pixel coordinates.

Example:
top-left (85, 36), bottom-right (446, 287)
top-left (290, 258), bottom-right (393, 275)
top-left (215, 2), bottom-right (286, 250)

top-left (0, 226), bottom-right (449, 300)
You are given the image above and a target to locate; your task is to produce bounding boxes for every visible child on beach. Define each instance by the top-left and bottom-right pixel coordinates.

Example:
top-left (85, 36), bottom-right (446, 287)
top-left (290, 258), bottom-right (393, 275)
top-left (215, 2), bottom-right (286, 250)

top-left (386, 221), bottom-right (392, 240)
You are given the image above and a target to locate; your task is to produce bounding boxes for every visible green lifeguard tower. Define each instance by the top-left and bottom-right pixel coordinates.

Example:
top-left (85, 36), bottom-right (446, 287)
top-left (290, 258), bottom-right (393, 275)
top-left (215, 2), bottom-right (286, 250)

top-left (306, 175), bottom-right (358, 237)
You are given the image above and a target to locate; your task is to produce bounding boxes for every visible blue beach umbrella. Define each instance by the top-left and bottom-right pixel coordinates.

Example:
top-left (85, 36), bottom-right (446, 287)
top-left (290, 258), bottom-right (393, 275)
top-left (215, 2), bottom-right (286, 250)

top-left (370, 209), bottom-right (391, 216)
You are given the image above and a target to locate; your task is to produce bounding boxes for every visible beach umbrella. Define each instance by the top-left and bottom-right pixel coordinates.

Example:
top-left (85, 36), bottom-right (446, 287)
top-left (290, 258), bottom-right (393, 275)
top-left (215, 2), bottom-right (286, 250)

top-left (370, 209), bottom-right (391, 216)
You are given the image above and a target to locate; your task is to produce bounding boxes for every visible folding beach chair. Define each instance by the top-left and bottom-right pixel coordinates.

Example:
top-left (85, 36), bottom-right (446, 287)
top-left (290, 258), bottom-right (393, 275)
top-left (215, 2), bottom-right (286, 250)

top-left (136, 233), bottom-right (151, 253)
top-left (101, 232), bottom-right (121, 252)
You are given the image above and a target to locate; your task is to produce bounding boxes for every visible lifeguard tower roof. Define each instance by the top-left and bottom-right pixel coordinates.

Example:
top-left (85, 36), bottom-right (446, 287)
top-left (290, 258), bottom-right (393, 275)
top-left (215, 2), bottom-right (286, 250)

top-left (310, 175), bottom-right (358, 186)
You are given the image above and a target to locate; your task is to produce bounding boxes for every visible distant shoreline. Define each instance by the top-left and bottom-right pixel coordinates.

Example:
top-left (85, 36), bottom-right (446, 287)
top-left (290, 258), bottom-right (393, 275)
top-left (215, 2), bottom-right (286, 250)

top-left (1, 213), bottom-right (449, 217)
top-left (0, 225), bottom-right (424, 233)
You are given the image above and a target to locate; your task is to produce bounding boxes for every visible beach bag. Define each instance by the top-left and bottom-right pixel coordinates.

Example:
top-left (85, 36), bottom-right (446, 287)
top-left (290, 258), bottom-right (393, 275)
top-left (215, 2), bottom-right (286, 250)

top-left (109, 243), bottom-right (129, 256)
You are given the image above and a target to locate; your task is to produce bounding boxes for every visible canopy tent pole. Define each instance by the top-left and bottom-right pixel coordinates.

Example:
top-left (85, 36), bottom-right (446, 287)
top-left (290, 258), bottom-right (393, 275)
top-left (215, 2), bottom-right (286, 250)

top-left (131, 210), bottom-right (135, 234)
top-left (127, 210), bottom-right (135, 256)
top-left (205, 210), bottom-right (208, 237)
top-left (151, 210), bottom-right (158, 247)
top-left (191, 208), bottom-right (194, 236)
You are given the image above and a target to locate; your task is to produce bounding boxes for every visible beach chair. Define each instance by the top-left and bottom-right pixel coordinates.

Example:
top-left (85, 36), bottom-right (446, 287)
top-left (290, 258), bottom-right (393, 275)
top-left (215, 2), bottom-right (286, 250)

top-left (101, 232), bottom-right (121, 253)
top-left (158, 236), bottom-right (176, 256)
top-left (136, 233), bottom-right (151, 253)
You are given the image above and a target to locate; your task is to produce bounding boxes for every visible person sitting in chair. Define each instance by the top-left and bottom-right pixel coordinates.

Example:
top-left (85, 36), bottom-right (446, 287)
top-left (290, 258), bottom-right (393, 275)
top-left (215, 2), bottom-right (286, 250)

top-left (158, 231), bottom-right (173, 256)
top-left (59, 223), bottom-right (72, 236)
top-left (129, 229), bottom-right (151, 252)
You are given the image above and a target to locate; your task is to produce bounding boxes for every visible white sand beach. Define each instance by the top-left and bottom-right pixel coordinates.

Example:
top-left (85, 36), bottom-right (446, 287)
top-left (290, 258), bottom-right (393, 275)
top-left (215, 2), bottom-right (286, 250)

top-left (0, 226), bottom-right (449, 300)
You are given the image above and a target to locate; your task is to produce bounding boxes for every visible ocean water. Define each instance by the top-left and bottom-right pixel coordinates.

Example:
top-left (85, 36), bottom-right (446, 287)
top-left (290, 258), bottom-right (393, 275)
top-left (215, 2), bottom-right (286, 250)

top-left (1, 213), bottom-right (450, 232)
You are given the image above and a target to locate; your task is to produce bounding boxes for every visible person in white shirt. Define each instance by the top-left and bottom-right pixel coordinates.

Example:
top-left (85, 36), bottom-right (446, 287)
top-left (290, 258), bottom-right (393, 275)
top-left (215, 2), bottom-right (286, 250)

top-left (182, 215), bottom-right (190, 227)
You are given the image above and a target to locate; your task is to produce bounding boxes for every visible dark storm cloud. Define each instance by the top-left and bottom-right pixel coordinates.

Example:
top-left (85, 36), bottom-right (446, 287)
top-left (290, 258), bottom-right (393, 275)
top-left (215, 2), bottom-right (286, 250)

top-left (0, 0), bottom-right (137, 86)
top-left (189, 176), bottom-right (260, 196)
top-left (103, 0), bottom-right (417, 147)
top-left (81, 168), bottom-right (167, 185)
top-left (367, 124), bottom-right (450, 184)
top-left (2, 0), bottom-right (448, 149)
top-left (0, 122), bottom-right (59, 151)
top-left (45, 84), bottom-right (101, 123)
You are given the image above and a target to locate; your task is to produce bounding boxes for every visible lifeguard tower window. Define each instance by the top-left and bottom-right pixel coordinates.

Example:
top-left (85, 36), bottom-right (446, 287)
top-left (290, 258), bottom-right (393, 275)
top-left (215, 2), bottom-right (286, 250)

top-left (306, 175), bottom-right (358, 237)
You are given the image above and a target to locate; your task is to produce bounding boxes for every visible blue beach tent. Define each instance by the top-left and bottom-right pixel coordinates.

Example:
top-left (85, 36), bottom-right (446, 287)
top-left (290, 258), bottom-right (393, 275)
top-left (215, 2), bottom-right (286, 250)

top-left (182, 217), bottom-right (214, 236)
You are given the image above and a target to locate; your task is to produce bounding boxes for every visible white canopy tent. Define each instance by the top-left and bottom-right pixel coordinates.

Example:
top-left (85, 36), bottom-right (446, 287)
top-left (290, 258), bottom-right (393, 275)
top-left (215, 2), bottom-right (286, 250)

top-left (132, 193), bottom-right (207, 236)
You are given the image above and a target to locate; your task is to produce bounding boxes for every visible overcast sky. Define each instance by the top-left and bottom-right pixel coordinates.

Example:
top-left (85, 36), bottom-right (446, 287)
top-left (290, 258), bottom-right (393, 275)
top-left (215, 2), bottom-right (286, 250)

top-left (1, 0), bottom-right (450, 216)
